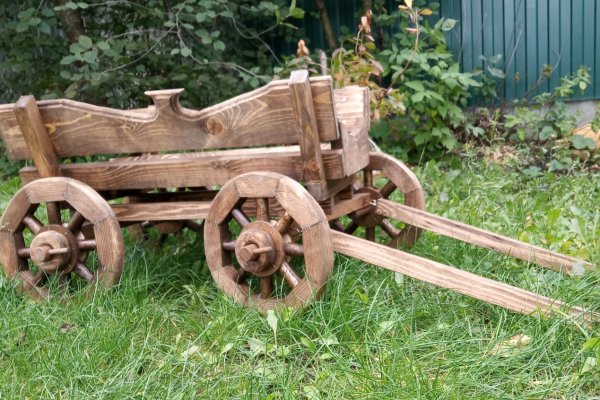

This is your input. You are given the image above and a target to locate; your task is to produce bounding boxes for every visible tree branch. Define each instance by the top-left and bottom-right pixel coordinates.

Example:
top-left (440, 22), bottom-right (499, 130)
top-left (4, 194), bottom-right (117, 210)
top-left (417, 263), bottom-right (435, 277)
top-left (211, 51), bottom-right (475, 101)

top-left (313, 0), bottom-right (337, 49)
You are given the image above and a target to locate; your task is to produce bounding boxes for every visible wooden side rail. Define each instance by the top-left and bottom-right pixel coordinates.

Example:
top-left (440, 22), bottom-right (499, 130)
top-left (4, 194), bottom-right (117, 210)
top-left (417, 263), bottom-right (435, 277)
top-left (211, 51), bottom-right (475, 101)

top-left (0, 76), bottom-right (339, 159)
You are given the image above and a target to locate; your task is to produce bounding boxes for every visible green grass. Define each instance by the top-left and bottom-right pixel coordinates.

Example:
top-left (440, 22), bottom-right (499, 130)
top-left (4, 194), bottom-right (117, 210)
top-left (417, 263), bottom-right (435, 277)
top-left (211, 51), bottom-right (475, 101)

top-left (0, 156), bottom-right (598, 399)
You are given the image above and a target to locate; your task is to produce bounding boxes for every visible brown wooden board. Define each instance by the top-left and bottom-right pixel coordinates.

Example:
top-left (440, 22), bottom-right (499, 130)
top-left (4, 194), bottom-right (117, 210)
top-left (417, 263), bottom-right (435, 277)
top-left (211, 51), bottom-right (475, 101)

top-left (0, 77), bottom-right (338, 160)
top-left (19, 148), bottom-right (348, 190)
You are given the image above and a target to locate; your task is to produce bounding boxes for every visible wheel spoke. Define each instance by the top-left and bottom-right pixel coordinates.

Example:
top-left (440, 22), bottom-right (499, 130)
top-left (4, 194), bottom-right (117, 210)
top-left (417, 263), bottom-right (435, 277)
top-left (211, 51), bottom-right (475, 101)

top-left (274, 212), bottom-right (294, 234)
top-left (17, 247), bottom-right (31, 259)
top-left (284, 242), bottom-right (304, 257)
top-left (344, 221), bottom-right (359, 235)
top-left (259, 276), bottom-right (273, 299)
top-left (23, 214), bottom-right (43, 234)
top-left (184, 220), bottom-right (204, 233)
top-left (235, 269), bottom-right (247, 283)
top-left (46, 202), bottom-right (61, 225)
top-left (231, 208), bottom-right (250, 227)
top-left (222, 240), bottom-right (236, 252)
top-left (78, 239), bottom-right (97, 251)
top-left (279, 261), bottom-right (300, 288)
top-left (380, 181), bottom-right (397, 198)
top-left (380, 219), bottom-right (400, 238)
top-left (364, 170), bottom-right (373, 187)
top-left (366, 227), bottom-right (375, 241)
top-left (73, 263), bottom-right (95, 282)
top-left (66, 211), bottom-right (85, 232)
top-left (255, 198), bottom-right (269, 221)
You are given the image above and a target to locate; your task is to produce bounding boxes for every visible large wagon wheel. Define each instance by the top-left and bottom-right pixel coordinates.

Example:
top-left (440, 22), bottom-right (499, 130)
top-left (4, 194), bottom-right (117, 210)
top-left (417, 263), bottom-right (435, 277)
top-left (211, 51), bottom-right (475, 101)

top-left (205, 172), bottom-right (333, 311)
top-left (0, 177), bottom-right (124, 299)
top-left (335, 153), bottom-right (426, 248)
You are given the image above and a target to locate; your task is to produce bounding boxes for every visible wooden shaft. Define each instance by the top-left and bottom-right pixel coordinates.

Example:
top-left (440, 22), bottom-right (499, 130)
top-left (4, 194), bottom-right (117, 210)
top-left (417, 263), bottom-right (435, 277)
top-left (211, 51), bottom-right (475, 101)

top-left (14, 95), bottom-right (60, 177)
top-left (376, 200), bottom-right (592, 275)
top-left (331, 231), bottom-right (595, 324)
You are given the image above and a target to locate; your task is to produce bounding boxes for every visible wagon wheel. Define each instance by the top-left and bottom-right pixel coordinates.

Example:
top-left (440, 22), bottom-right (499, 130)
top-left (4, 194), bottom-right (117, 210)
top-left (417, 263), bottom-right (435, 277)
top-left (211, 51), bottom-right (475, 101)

top-left (205, 172), bottom-right (333, 311)
top-left (0, 177), bottom-right (125, 299)
top-left (335, 153), bottom-right (426, 248)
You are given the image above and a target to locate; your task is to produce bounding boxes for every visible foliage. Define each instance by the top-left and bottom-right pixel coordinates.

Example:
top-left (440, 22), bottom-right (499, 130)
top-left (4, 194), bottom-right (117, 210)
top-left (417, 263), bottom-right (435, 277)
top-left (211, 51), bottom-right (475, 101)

top-left (276, 0), bottom-right (480, 161)
top-left (0, 0), bottom-right (304, 108)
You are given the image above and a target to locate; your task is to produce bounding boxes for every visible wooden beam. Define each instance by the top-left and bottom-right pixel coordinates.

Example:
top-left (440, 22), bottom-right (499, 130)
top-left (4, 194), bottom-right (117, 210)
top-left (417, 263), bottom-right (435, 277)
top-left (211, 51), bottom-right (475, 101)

top-left (289, 70), bottom-right (327, 200)
top-left (19, 148), bottom-right (348, 191)
top-left (331, 231), bottom-right (595, 325)
top-left (13, 96), bottom-right (60, 177)
top-left (376, 199), bottom-right (593, 275)
top-left (111, 201), bottom-right (211, 222)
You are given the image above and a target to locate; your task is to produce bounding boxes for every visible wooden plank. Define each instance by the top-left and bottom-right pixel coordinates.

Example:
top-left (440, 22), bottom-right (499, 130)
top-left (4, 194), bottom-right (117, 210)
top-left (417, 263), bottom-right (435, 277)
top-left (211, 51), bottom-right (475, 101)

top-left (325, 192), bottom-right (371, 221)
top-left (332, 86), bottom-right (370, 176)
top-left (375, 199), bottom-right (593, 275)
top-left (331, 231), bottom-right (595, 324)
top-left (13, 96), bottom-right (60, 177)
top-left (289, 70), bottom-right (327, 198)
top-left (0, 76), bottom-right (338, 160)
top-left (19, 148), bottom-right (348, 190)
top-left (112, 201), bottom-right (211, 222)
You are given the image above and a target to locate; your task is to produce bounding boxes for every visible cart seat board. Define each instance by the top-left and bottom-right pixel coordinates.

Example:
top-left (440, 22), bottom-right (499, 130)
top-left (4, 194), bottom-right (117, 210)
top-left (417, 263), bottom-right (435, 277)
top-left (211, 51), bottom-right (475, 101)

top-left (0, 76), bottom-right (340, 160)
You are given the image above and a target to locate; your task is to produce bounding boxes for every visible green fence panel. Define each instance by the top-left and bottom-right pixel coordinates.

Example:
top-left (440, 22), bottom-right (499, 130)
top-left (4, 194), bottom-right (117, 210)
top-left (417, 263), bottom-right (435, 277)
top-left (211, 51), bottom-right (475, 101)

top-left (278, 0), bottom-right (599, 101)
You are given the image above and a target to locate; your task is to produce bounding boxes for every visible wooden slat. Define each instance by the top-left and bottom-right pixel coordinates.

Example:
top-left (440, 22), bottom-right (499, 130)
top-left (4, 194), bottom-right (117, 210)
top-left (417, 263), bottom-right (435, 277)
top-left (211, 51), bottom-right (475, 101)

top-left (376, 199), bottom-right (593, 275)
top-left (331, 231), bottom-right (595, 324)
top-left (289, 70), bottom-right (327, 199)
top-left (19, 148), bottom-right (348, 190)
top-left (325, 192), bottom-right (371, 221)
top-left (111, 201), bottom-right (211, 222)
top-left (13, 96), bottom-right (60, 177)
top-left (0, 76), bottom-right (338, 160)
top-left (332, 86), bottom-right (370, 176)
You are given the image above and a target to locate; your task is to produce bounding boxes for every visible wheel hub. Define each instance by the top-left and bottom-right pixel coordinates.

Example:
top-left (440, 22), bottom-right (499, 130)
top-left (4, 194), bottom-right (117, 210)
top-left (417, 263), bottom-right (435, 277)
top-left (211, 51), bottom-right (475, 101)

top-left (30, 225), bottom-right (78, 274)
top-left (235, 221), bottom-right (284, 277)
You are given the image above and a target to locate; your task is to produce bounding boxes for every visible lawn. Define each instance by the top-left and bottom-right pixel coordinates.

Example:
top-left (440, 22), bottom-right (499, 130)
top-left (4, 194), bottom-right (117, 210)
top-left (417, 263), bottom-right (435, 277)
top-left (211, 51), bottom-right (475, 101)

top-left (0, 154), bottom-right (598, 399)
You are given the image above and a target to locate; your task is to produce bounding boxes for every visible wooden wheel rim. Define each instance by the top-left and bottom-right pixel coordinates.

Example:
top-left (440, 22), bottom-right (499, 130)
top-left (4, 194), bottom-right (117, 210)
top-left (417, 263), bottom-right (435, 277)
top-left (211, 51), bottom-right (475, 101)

top-left (204, 172), bottom-right (333, 311)
top-left (353, 152), bottom-right (426, 248)
top-left (0, 177), bottom-right (125, 299)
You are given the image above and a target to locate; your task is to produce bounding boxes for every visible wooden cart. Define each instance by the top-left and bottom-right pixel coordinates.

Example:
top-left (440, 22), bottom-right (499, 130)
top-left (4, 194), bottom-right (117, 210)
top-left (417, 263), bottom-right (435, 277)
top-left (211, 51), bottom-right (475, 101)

top-left (0, 70), bottom-right (595, 323)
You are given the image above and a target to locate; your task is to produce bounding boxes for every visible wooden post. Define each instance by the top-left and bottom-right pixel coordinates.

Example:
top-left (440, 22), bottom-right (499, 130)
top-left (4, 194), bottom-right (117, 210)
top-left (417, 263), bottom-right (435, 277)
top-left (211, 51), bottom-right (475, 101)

top-left (14, 95), bottom-right (60, 177)
top-left (289, 70), bottom-right (327, 200)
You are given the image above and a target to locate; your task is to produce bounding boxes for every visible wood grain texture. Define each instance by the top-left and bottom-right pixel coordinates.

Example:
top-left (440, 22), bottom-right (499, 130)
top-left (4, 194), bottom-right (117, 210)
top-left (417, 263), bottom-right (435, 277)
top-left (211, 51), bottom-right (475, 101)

top-left (376, 199), bottom-right (593, 275)
top-left (332, 86), bottom-right (370, 175)
top-left (0, 77), bottom-right (338, 160)
top-left (13, 96), bottom-right (60, 177)
top-left (19, 148), bottom-right (348, 190)
top-left (289, 70), bottom-right (327, 197)
top-left (331, 231), bottom-right (595, 324)
top-left (111, 201), bottom-right (211, 222)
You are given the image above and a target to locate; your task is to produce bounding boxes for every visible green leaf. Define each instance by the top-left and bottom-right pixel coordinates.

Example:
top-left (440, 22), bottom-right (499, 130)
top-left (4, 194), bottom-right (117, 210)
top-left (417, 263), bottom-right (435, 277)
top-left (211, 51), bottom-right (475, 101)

top-left (60, 55), bottom-right (77, 65)
top-left (82, 50), bottom-right (97, 64)
top-left (288, 7), bottom-right (304, 19)
top-left (78, 35), bottom-right (93, 50)
top-left (180, 47), bottom-right (192, 57)
top-left (404, 81), bottom-right (425, 92)
top-left (571, 134), bottom-right (597, 150)
top-left (77, 2), bottom-right (89, 9)
top-left (266, 310), bottom-right (278, 334)
top-left (411, 91), bottom-right (425, 103)
top-left (213, 40), bottom-right (225, 51)
top-left (439, 18), bottom-right (457, 31)
top-left (97, 41), bottom-right (110, 51)
top-left (539, 126), bottom-right (557, 140)
top-left (487, 66), bottom-right (505, 79)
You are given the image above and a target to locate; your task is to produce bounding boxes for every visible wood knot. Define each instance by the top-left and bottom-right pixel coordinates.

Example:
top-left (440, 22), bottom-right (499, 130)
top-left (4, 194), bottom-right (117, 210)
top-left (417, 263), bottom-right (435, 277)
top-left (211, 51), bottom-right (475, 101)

top-left (205, 116), bottom-right (226, 136)
top-left (307, 159), bottom-right (320, 172)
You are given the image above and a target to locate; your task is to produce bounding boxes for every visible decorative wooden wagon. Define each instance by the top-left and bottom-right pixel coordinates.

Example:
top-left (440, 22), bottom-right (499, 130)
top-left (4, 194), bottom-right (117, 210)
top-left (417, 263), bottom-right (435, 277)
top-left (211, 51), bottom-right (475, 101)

top-left (0, 70), bottom-right (595, 323)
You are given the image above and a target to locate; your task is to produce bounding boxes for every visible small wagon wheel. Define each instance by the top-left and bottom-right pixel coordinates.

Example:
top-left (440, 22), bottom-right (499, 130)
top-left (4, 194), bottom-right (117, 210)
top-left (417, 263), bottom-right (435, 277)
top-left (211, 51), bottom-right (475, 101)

top-left (0, 177), bottom-right (124, 299)
top-left (205, 172), bottom-right (333, 311)
top-left (335, 153), bottom-right (426, 248)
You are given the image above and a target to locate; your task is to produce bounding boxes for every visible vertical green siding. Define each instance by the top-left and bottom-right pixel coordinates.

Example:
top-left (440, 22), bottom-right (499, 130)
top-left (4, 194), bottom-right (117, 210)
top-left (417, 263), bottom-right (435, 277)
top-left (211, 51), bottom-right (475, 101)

top-left (281, 1), bottom-right (599, 101)
top-left (446, 0), bottom-right (599, 100)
